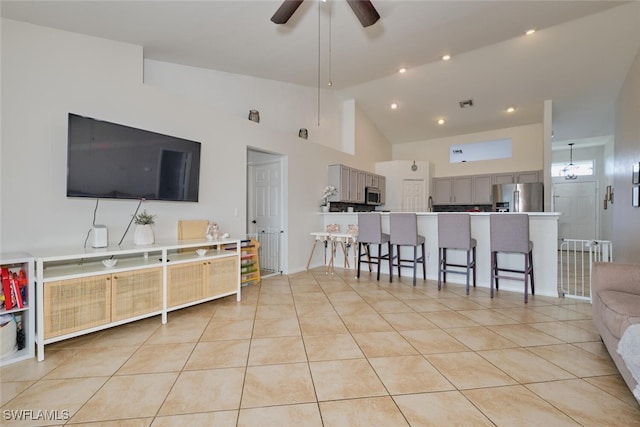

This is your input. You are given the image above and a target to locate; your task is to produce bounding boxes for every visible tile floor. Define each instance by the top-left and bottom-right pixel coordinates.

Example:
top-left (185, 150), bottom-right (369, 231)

top-left (2, 268), bottom-right (640, 426)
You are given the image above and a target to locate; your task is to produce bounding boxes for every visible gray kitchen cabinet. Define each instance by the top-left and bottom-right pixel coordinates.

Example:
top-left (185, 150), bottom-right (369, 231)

top-left (493, 173), bottom-right (515, 185)
top-left (515, 170), bottom-right (541, 183)
top-left (433, 176), bottom-right (472, 204)
top-left (328, 165), bottom-right (385, 204)
top-left (472, 175), bottom-right (493, 204)
top-left (378, 176), bottom-right (386, 204)
top-left (327, 164), bottom-right (351, 202)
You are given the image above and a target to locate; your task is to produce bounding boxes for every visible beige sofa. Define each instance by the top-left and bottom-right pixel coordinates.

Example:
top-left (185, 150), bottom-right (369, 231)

top-left (592, 262), bottom-right (640, 399)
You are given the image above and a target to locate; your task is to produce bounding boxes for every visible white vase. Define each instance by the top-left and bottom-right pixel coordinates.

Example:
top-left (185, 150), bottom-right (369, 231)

top-left (322, 205), bottom-right (329, 212)
top-left (134, 224), bottom-right (155, 245)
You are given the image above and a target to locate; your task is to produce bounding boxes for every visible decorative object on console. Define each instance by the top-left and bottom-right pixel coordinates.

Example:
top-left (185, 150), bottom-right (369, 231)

top-left (206, 222), bottom-right (221, 240)
top-left (133, 210), bottom-right (156, 245)
top-left (196, 249), bottom-right (208, 257)
top-left (321, 185), bottom-right (337, 211)
top-left (102, 259), bottom-right (117, 268)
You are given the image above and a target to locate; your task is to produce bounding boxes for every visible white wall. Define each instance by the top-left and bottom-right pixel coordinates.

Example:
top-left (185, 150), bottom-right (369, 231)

top-left (392, 123), bottom-right (544, 177)
top-left (0, 19), bottom-right (392, 273)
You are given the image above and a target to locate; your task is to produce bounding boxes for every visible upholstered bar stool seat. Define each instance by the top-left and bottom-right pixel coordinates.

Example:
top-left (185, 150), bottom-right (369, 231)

top-left (489, 213), bottom-right (535, 303)
top-left (390, 213), bottom-right (426, 286)
top-left (357, 213), bottom-right (392, 281)
top-left (437, 213), bottom-right (477, 295)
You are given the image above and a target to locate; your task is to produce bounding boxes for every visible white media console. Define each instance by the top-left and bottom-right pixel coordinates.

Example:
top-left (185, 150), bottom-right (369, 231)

top-left (32, 238), bottom-right (241, 361)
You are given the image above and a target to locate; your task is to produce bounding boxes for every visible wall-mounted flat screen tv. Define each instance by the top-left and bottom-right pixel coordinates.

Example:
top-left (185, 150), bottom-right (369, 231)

top-left (67, 113), bottom-right (201, 202)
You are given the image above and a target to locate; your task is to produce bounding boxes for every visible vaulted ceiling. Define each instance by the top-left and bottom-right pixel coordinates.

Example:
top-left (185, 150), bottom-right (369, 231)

top-left (2, 1), bottom-right (639, 144)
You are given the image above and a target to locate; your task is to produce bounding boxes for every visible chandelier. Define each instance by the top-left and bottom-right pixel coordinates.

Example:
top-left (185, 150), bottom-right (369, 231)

top-left (562, 143), bottom-right (578, 180)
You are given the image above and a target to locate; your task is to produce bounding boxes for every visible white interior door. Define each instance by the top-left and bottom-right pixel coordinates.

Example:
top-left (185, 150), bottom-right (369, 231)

top-left (402, 179), bottom-right (426, 212)
top-left (553, 181), bottom-right (597, 241)
top-left (248, 151), bottom-right (283, 275)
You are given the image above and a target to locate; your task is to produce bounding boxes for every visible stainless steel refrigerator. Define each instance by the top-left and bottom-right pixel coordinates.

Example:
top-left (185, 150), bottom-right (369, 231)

top-left (492, 183), bottom-right (544, 212)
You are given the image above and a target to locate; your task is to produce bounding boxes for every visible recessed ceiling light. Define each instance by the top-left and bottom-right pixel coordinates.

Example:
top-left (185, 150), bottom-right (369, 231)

top-left (507, 106), bottom-right (516, 113)
top-left (442, 54), bottom-right (451, 61)
top-left (525, 28), bottom-right (536, 35)
top-left (390, 103), bottom-right (398, 110)
top-left (437, 119), bottom-right (445, 125)
top-left (398, 67), bottom-right (407, 74)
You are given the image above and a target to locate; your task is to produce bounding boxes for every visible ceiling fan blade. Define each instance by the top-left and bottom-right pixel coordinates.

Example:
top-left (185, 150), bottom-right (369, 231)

top-left (346, 0), bottom-right (380, 27)
top-left (271, 0), bottom-right (304, 24)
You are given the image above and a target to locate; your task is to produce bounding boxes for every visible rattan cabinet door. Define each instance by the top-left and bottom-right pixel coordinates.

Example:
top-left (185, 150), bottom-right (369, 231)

top-left (44, 274), bottom-right (111, 339)
top-left (167, 261), bottom-right (205, 308)
top-left (204, 256), bottom-right (239, 296)
top-left (112, 268), bottom-right (162, 321)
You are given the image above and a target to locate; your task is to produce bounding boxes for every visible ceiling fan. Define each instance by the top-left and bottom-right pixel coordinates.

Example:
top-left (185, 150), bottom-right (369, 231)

top-left (271, 0), bottom-right (380, 28)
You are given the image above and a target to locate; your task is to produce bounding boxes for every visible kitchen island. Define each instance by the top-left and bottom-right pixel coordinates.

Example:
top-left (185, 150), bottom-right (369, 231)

top-left (320, 212), bottom-right (560, 298)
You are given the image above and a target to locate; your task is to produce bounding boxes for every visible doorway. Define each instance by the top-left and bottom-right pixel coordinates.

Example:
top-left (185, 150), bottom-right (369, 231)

top-left (402, 179), bottom-right (426, 212)
top-left (247, 148), bottom-right (285, 277)
top-left (552, 180), bottom-right (598, 242)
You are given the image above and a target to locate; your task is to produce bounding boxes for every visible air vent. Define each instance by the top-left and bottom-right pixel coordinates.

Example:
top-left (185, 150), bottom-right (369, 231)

top-left (459, 99), bottom-right (474, 108)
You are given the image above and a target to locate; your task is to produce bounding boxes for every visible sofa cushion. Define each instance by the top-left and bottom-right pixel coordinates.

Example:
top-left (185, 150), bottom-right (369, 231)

top-left (598, 290), bottom-right (640, 339)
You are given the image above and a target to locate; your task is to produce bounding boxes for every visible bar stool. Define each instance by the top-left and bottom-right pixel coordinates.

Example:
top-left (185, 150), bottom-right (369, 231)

top-left (437, 213), bottom-right (477, 294)
top-left (489, 214), bottom-right (535, 303)
top-left (390, 213), bottom-right (426, 286)
top-left (357, 213), bottom-right (392, 281)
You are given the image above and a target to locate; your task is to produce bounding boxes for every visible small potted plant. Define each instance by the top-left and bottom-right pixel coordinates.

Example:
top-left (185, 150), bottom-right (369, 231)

top-left (133, 209), bottom-right (156, 245)
top-left (321, 185), bottom-right (337, 212)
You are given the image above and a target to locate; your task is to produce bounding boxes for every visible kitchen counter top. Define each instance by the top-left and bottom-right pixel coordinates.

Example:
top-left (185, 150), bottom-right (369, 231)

top-left (317, 211), bottom-right (560, 298)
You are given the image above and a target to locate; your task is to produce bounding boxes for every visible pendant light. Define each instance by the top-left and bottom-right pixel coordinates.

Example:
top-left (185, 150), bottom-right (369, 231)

top-left (563, 143), bottom-right (578, 180)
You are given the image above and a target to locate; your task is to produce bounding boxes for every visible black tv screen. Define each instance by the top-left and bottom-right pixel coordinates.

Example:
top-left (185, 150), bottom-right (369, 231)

top-left (67, 113), bottom-right (201, 202)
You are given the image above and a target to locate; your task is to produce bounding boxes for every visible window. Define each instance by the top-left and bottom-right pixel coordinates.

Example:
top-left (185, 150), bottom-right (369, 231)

top-left (551, 160), bottom-right (594, 178)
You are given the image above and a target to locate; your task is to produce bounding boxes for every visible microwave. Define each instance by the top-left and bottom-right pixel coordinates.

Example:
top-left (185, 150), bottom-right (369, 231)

top-left (365, 187), bottom-right (382, 205)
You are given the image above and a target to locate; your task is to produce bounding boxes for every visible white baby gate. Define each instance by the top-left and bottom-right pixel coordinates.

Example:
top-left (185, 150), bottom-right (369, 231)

top-left (559, 239), bottom-right (612, 301)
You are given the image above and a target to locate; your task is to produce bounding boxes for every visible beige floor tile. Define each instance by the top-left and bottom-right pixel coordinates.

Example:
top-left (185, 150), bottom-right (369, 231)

top-left (426, 352), bottom-right (517, 389)
top-left (341, 313), bottom-right (394, 333)
top-left (303, 333), bottom-right (364, 361)
top-left (400, 329), bottom-right (470, 354)
top-left (530, 305), bottom-right (591, 321)
top-left (572, 340), bottom-right (611, 358)
top-left (310, 359), bottom-right (387, 401)
top-left (446, 326), bottom-right (518, 350)
top-left (289, 282), bottom-right (323, 293)
top-left (381, 312), bottom-right (438, 331)
top-left (488, 323), bottom-right (564, 346)
top-left (252, 317), bottom-right (301, 338)
top-left (247, 336), bottom-right (306, 365)
top-left (0, 381), bottom-right (33, 406)
top-left (298, 315), bottom-right (348, 336)
top-left (294, 302), bottom-right (337, 317)
top-left (93, 320), bottom-right (160, 347)
top-left (421, 310), bottom-right (479, 328)
top-left (584, 375), bottom-right (639, 407)
top-left (200, 319), bottom-right (254, 341)
top-left (320, 396), bottom-right (408, 427)
top-left (160, 368), bottom-right (244, 415)
top-left (1, 377), bottom-right (107, 427)
top-left (393, 391), bottom-right (494, 427)
top-left (0, 349), bottom-right (75, 382)
top-left (401, 298), bottom-right (449, 312)
top-left (152, 411), bottom-right (237, 427)
top-left (366, 299), bottom-right (414, 313)
top-left (118, 343), bottom-right (195, 374)
top-left (352, 331), bottom-right (419, 357)
top-left (527, 379), bottom-right (640, 426)
top-left (211, 304), bottom-right (257, 320)
top-left (146, 319), bottom-right (209, 345)
top-left (258, 292), bottom-right (294, 305)
top-left (241, 363), bottom-right (316, 408)
top-left (438, 298), bottom-right (487, 311)
top-left (492, 307), bottom-right (557, 323)
top-left (44, 346), bottom-right (138, 379)
top-left (238, 403), bottom-right (322, 427)
top-left (255, 303), bottom-right (296, 319)
top-left (529, 321), bottom-right (601, 342)
top-left (291, 292), bottom-right (329, 304)
top-left (457, 309), bottom-right (520, 326)
top-left (72, 373), bottom-right (177, 423)
top-left (70, 418), bottom-right (154, 427)
top-left (185, 340), bottom-right (250, 370)
top-left (527, 344), bottom-right (619, 377)
top-left (478, 348), bottom-right (576, 383)
top-left (369, 355), bottom-right (454, 394)
top-left (464, 385), bottom-right (581, 426)
top-left (332, 301), bottom-right (377, 316)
